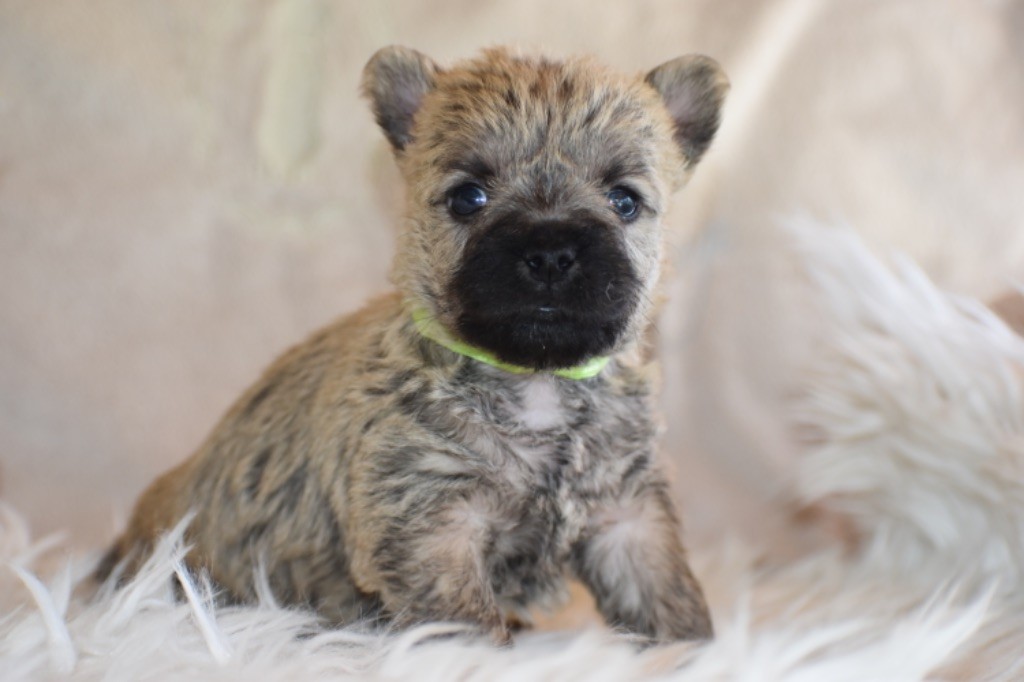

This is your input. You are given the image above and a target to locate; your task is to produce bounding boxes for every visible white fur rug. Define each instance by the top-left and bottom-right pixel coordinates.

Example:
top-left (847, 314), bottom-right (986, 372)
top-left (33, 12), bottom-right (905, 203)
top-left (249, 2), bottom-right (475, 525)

top-left (4, 220), bottom-right (1024, 681)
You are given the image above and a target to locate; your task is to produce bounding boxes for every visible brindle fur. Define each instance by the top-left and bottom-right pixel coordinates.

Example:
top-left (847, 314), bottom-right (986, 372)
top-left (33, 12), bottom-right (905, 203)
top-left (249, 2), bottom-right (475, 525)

top-left (98, 46), bottom-right (728, 644)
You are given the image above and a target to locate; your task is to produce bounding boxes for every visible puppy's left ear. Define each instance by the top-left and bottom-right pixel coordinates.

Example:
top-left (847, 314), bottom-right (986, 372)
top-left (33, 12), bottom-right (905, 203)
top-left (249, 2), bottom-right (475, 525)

top-left (645, 55), bottom-right (729, 167)
top-left (362, 46), bottom-right (440, 153)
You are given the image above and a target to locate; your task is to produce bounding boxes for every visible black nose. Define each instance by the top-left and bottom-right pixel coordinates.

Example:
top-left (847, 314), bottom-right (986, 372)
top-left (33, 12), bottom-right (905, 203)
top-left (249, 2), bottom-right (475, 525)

top-left (523, 246), bottom-right (577, 285)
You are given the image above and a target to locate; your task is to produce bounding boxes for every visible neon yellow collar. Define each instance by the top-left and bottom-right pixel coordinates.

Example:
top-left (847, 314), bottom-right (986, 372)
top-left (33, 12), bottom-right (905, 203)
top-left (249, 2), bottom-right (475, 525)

top-left (411, 308), bottom-right (609, 380)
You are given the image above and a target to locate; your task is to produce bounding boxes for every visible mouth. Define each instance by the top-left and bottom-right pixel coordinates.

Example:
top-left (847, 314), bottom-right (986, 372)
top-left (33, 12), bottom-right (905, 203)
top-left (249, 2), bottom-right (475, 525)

top-left (454, 305), bottom-right (631, 371)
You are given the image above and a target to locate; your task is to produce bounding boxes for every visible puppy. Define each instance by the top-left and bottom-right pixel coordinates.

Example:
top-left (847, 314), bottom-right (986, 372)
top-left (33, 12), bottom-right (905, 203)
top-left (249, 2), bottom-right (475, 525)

top-left (97, 46), bottom-right (728, 645)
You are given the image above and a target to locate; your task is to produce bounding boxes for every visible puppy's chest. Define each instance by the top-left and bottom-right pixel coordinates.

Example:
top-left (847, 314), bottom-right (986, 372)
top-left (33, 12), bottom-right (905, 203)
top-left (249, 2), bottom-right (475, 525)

top-left (463, 376), bottom-right (590, 556)
top-left (472, 376), bottom-right (583, 482)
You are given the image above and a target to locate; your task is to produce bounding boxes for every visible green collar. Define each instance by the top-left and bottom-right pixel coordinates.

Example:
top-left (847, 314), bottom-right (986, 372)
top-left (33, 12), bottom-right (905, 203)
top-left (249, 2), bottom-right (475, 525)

top-left (411, 308), bottom-right (609, 380)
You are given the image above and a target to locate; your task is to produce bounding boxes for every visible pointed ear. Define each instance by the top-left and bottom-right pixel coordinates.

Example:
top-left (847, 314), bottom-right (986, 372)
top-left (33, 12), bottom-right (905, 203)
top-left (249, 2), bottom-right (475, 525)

top-left (645, 55), bottom-right (729, 167)
top-left (361, 46), bottom-right (440, 153)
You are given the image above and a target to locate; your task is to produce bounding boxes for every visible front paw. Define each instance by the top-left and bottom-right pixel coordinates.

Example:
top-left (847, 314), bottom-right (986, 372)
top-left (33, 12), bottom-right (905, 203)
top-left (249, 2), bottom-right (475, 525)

top-left (487, 623), bottom-right (513, 647)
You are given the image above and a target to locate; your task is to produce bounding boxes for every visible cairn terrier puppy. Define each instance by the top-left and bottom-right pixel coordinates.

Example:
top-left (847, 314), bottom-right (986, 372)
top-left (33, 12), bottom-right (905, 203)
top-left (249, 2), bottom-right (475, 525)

top-left (97, 46), bottom-right (728, 644)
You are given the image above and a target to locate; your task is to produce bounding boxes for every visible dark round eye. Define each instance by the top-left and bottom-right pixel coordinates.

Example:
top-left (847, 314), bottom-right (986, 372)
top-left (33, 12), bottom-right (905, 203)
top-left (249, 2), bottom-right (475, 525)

top-left (607, 187), bottom-right (640, 219)
top-left (448, 183), bottom-right (488, 216)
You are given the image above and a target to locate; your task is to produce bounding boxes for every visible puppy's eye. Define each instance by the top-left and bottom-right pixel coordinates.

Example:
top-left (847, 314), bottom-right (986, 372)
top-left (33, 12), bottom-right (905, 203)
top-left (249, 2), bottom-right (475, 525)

top-left (607, 187), bottom-right (640, 220)
top-left (448, 184), bottom-right (488, 216)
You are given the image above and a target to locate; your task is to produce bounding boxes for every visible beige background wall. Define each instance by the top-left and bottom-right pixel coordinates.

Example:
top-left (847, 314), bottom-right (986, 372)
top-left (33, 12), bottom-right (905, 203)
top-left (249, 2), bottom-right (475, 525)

top-left (2, 0), bottom-right (1023, 552)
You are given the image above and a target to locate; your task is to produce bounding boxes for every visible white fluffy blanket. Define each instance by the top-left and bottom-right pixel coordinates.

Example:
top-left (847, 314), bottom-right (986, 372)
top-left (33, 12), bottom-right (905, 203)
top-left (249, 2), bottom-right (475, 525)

top-left (3, 221), bottom-right (1024, 680)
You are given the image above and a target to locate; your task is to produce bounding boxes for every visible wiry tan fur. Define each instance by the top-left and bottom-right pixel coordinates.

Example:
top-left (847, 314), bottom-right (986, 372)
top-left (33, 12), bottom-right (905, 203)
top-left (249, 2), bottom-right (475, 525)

top-left (98, 46), bottom-right (728, 645)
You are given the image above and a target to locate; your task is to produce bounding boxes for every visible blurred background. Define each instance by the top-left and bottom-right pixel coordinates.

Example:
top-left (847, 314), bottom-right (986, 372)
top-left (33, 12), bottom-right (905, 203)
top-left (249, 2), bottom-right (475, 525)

top-left (2, 0), bottom-right (1023, 555)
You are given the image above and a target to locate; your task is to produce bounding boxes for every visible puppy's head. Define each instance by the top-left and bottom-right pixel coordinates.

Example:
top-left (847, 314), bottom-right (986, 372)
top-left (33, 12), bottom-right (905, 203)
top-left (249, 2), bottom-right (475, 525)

top-left (363, 47), bottom-right (727, 370)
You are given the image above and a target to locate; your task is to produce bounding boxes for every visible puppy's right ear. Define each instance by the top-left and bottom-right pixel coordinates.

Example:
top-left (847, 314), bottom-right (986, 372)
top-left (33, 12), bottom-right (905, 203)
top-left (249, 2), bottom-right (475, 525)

top-left (362, 46), bottom-right (439, 153)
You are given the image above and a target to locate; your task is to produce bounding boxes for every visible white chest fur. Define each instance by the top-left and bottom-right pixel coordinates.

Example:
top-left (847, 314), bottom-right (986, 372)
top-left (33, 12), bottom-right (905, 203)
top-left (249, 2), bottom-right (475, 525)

top-left (513, 375), bottom-right (565, 431)
top-left (456, 374), bottom-right (570, 479)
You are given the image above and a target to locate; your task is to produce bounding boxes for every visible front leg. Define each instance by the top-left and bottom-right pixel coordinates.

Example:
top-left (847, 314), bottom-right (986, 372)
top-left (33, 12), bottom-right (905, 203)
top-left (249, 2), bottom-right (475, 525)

top-left (349, 473), bottom-right (509, 644)
top-left (572, 477), bottom-right (713, 642)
